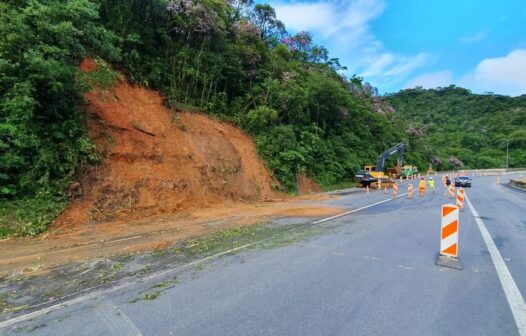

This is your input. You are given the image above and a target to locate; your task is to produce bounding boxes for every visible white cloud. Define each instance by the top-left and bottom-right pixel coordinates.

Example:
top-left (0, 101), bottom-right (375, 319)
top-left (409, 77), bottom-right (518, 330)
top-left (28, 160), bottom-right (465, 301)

top-left (459, 49), bottom-right (526, 96)
top-left (271, 2), bottom-right (335, 33)
top-left (273, 0), bottom-right (384, 38)
top-left (271, 0), bottom-right (430, 86)
top-left (459, 29), bottom-right (489, 43)
top-left (404, 70), bottom-right (453, 89)
top-left (404, 50), bottom-right (526, 96)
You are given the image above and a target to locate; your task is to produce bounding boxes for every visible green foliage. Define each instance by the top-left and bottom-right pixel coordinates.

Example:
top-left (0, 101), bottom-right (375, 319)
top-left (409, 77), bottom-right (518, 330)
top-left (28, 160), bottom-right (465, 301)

top-left (76, 57), bottom-right (118, 92)
top-left (0, 192), bottom-right (66, 237)
top-left (0, 0), bottom-right (120, 235)
top-left (10, 0), bottom-right (520, 237)
top-left (92, 0), bottom-right (403, 191)
top-left (242, 105), bottom-right (278, 132)
top-left (386, 86), bottom-right (526, 170)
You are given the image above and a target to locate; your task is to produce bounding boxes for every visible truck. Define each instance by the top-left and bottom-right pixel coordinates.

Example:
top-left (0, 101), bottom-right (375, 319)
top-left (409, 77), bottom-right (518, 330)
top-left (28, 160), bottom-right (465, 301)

top-left (400, 165), bottom-right (419, 179)
top-left (355, 142), bottom-right (405, 187)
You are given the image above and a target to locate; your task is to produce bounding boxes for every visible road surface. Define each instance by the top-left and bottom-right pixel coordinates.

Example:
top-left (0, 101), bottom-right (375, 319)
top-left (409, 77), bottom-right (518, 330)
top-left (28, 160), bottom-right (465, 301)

top-left (1, 174), bottom-right (525, 335)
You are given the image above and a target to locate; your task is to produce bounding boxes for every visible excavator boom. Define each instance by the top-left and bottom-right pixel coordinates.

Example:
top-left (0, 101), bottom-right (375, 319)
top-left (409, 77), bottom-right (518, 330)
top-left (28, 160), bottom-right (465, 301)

top-left (375, 142), bottom-right (404, 172)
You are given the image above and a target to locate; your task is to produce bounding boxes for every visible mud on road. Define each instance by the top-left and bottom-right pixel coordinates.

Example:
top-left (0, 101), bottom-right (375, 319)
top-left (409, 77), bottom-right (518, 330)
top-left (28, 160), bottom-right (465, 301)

top-left (0, 210), bottom-right (340, 323)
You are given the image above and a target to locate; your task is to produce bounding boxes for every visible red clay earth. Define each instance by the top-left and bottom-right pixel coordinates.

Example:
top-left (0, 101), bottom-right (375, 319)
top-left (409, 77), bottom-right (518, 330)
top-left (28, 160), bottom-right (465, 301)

top-left (56, 58), bottom-right (281, 228)
top-left (0, 59), bottom-right (341, 276)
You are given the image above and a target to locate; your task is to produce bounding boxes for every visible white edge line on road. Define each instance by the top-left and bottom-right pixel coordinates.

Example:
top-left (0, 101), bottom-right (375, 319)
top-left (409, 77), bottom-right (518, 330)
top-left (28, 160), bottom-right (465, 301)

top-left (0, 192), bottom-right (407, 329)
top-left (465, 194), bottom-right (526, 336)
top-left (313, 192), bottom-right (408, 224)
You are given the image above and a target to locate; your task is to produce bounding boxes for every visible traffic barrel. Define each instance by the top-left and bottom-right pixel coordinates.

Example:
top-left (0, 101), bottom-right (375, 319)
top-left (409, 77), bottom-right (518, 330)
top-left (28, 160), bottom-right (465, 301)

top-left (448, 184), bottom-right (455, 198)
top-left (456, 188), bottom-right (465, 209)
top-left (436, 204), bottom-right (462, 270)
top-left (378, 179), bottom-right (382, 190)
top-left (407, 184), bottom-right (414, 199)
top-left (393, 183), bottom-right (398, 196)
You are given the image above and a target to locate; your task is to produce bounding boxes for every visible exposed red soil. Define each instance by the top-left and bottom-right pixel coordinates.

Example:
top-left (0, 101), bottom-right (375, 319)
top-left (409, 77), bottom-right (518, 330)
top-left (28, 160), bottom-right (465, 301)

top-left (55, 58), bottom-right (281, 228)
top-left (0, 201), bottom-right (342, 277)
top-left (0, 59), bottom-right (345, 276)
top-left (298, 175), bottom-right (321, 194)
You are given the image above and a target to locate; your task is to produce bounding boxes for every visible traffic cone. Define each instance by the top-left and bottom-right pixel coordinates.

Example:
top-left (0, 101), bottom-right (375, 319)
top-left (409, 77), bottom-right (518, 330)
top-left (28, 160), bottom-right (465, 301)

top-left (456, 188), bottom-right (465, 210)
top-left (366, 185), bottom-right (370, 193)
top-left (448, 184), bottom-right (455, 198)
top-left (407, 184), bottom-right (414, 199)
top-left (393, 183), bottom-right (398, 196)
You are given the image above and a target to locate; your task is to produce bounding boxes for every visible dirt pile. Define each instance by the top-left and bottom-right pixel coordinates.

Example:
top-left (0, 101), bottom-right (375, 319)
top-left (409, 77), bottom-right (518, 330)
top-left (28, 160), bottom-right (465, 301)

top-left (298, 175), bottom-right (321, 194)
top-left (56, 58), bottom-right (280, 227)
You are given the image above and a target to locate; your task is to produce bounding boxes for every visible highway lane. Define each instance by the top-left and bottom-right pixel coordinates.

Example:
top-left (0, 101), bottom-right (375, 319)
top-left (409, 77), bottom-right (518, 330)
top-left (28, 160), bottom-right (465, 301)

top-left (2, 174), bottom-right (525, 335)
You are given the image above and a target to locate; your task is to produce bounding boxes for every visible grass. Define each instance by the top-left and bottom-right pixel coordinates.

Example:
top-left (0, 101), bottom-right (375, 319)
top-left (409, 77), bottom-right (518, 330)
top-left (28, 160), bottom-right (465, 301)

top-left (320, 180), bottom-right (356, 192)
top-left (169, 222), bottom-right (333, 260)
top-left (0, 221), bottom-right (335, 316)
top-left (129, 277), bottom-right (179, 303)
top-left (111, 262), bottom-right (125, 271)
top-left (0, 194), bottom-right (67, 238)
top-left (76, 57), bottom-right (118, 92)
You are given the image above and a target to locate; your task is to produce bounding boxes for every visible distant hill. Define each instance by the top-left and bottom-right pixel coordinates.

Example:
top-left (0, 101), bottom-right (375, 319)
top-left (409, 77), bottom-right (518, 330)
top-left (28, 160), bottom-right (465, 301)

top-left (386, 86), bottom-right (526, 170)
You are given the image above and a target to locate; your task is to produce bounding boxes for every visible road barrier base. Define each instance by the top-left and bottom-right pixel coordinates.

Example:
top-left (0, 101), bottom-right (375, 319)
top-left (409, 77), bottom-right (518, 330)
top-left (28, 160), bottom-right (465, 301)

top-left (435, 253), bottom-right (463, 270)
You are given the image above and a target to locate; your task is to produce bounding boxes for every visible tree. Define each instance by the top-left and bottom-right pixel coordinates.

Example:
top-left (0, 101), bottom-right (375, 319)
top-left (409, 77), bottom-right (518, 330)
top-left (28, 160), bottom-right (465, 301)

top-left (251, 4), bottom-right (285, 42)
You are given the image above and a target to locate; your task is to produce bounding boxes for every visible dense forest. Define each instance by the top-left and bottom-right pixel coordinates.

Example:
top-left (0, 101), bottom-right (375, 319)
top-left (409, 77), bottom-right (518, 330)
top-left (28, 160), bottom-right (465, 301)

top-left (386, 86), bottom-right (526, 170)
top-left (1, 0), bottom-right (525, 235)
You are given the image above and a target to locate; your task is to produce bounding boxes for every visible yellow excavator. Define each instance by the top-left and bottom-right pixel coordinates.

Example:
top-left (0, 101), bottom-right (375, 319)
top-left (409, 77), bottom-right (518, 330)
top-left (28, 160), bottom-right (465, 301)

top-left (354, 142), bottom-right (405, 187)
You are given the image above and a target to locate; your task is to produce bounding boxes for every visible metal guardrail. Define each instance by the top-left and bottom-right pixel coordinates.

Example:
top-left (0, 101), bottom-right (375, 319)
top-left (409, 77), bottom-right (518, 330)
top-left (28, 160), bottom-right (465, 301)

top-left (437, 168), bottom-right (526, 176)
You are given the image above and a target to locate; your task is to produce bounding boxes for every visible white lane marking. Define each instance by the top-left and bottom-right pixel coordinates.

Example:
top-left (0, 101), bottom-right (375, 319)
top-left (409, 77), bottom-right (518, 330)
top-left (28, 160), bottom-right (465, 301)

top-left (466, 194), bottom-right (526, 336)
top-left (95, 303), bottom-right (143, 336)
top-left (0, 192), bottom-right (406, 329)
top-left (313, 193), bottom-right (408, 224)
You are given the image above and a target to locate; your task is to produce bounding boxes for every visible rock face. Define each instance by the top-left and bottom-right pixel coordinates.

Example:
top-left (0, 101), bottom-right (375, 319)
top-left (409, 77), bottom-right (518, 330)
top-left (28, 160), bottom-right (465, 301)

top-left (55, 58), bottom-right (278, 227)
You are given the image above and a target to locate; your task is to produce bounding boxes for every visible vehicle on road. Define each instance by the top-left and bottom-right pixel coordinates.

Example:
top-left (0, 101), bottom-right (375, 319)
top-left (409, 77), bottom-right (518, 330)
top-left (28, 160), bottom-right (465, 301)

top-left (401, 165), bottom-right (419, 179)
top-left (454, 176), bottom-right (472, 187)
top-left (354, 170), bottom-right (377, 187)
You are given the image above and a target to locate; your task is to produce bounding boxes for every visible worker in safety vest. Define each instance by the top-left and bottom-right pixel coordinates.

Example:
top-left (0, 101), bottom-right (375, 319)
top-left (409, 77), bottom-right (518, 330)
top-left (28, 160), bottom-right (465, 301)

top-left (428, 177), bottom-right (435, 194)
top-left (418, 177), bottom-right (426, 196)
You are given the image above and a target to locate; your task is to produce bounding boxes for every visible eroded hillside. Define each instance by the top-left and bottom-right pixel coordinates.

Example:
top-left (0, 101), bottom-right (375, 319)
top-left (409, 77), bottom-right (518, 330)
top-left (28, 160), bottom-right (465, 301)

top-left (55, 59), bottom-right (280, 228)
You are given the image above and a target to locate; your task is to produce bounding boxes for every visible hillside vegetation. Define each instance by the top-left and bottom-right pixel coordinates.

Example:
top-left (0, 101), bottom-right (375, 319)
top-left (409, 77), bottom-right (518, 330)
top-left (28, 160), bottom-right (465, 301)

top-left (386, 86), bottom-right (526, 170)
top-left (1, 0), bottom-right (525, 236)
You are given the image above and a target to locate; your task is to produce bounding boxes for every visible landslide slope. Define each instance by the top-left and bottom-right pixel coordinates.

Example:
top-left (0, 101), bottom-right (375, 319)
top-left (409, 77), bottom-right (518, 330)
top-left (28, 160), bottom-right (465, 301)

top-left (56, 59), bottom-right (279, 227)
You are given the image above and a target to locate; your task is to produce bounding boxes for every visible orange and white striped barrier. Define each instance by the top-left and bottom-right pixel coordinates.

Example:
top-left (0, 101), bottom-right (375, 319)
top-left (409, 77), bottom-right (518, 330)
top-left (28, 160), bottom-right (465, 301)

top-left (378, 179), bottom-right (382, 190)
top-left (436, 204), bottom-right (462, 269)
top-left (393, 183), bottom-right (398, 196)
top-left (448, 184), bottom-right (455, 198)
top-left (366, 185), bottom-right (370, 193)
top-left (456, 188), bottom-right (465, 209)
top-left (407, 184), bottom-right (414, 199)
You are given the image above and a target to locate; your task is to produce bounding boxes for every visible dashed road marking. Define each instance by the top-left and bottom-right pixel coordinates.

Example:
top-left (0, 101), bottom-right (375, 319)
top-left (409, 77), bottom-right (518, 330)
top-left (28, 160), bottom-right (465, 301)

top-left (0, 192), bottom-right (406, 329)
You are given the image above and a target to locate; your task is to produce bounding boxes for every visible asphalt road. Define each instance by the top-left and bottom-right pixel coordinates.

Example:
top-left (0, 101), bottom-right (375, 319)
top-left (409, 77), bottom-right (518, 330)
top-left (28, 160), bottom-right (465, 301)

top-left (2, 174), bottom-right (525, 336)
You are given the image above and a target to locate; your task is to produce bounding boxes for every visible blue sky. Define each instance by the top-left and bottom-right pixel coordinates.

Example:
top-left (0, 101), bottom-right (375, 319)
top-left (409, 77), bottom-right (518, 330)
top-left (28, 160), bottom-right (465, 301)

top-left (267, 0), bottom-right (526, 96)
